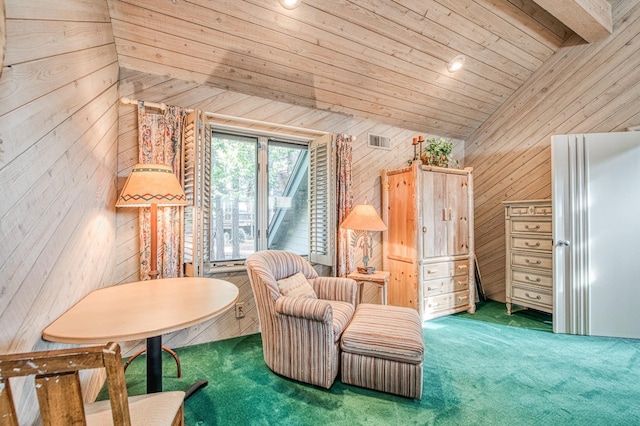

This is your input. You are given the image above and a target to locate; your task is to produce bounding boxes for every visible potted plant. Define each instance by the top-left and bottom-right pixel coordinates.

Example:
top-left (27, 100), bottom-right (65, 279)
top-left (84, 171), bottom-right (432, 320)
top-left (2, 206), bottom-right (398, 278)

top-left (421, 138), bottom-right (453, 168)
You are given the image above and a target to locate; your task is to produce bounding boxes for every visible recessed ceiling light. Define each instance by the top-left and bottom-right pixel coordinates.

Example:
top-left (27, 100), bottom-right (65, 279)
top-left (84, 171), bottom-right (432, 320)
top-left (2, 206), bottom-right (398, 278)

top-left (279, 0), bottom-right (301, 9)
top-left (447, 55), bottom-right (466, 73)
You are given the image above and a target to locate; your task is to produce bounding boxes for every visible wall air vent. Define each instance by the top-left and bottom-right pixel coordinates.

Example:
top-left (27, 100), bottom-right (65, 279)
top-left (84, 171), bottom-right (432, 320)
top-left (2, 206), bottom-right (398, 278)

top-left (368, 133), bottom-right (391, 150)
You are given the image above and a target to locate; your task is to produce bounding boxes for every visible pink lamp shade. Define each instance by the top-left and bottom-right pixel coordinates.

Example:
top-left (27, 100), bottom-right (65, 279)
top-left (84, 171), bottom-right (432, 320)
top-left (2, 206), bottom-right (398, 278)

top-left (116, 164), bottom-right (188, 207)
top-left (340, 204), bottom-right (387, 231)
top-left (340, 203), bottom-right (386, 273)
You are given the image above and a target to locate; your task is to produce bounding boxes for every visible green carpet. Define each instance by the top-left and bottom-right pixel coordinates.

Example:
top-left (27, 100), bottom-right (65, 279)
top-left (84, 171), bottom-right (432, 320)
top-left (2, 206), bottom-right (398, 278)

top-left (109, 301), bottom-right (640, 425)
top-left (456, 300), bottom-right (553, 332)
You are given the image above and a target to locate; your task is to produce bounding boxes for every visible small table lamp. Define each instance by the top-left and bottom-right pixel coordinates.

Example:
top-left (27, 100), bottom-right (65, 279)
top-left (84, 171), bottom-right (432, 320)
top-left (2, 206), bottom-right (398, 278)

top-left (116, 163), bottom-right (189, 390)
top-left (340, 203), bottom-right (387, 274)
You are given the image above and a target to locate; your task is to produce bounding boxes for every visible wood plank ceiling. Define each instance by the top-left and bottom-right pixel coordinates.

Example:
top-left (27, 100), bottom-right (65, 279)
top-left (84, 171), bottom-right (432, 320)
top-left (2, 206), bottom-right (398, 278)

top-left (107, 0), bottom-right (601, 140)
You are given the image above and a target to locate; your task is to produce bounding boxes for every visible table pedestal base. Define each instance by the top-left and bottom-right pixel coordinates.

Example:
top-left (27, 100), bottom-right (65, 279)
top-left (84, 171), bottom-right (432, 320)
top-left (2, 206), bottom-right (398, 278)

top-left (144, 335), bottom-right (209, 399)
top-left (184, 379), bottom-right (209, 400)
top-left (147, 336), bottom-right (162, 393)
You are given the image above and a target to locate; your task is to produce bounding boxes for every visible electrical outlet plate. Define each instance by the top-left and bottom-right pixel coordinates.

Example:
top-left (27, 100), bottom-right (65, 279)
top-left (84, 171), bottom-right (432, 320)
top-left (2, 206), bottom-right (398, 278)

top-left (235, 302), bottom-right (245, 318)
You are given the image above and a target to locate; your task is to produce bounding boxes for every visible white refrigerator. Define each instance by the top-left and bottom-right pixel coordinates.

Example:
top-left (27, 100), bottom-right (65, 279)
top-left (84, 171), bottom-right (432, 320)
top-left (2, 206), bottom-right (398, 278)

top-left (552, 131), bottom-right (640, 339)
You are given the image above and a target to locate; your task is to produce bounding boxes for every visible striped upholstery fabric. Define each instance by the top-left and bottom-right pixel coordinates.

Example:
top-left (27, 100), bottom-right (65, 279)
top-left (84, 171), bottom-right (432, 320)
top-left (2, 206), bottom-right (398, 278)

top-left (246, 250), bottom-right (357, 389)
top-left (341, 303), bottom-right (425, 399)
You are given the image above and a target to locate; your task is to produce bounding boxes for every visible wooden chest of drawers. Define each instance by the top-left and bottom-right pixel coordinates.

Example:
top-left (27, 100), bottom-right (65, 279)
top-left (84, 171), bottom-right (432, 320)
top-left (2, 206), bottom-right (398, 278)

top-left (503, 200), bottom-right (552, 315)
top-left (422, 259), bottom-right (471, 317)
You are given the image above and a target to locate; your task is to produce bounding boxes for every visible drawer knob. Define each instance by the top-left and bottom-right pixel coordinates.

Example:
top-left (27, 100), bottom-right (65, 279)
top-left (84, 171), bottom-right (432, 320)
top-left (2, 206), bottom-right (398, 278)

top-left (525, 225), bottom-right (540, 231)
top-left (525, 292), bottom-right (542, 300)
top-left (524, 242), bottom-right (541, 248)
top-left (524, 275), bottom-right (541, 283)
top-left (525, 259), bottom-right (541, 265)
top-left (457, 265), bottom-right (467, 270)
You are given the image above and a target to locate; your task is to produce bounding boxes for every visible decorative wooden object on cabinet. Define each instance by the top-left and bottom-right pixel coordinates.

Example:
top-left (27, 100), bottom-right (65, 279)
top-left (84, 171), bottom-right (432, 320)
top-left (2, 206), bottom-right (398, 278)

top-left (381, 162), bottom-right (475, 320)
top-left (503, 200), bottom-right (553, 315)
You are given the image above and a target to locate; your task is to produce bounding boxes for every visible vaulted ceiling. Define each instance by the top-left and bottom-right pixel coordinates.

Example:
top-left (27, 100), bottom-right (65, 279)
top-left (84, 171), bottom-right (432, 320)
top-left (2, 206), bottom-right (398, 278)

top-left (107, 0), bottom-right (614, 139)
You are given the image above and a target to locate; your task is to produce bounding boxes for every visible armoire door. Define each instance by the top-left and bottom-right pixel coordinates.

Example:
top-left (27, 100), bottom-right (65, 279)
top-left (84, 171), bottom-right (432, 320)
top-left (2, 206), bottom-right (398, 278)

top-left (385, 167), bottom-right (418, 309)
top-left (421, 171), bottom-right (469, 258)
top-left (447, 173), bottom-right (469, 256)
top-left (421, 171), bottom-right (447, 258)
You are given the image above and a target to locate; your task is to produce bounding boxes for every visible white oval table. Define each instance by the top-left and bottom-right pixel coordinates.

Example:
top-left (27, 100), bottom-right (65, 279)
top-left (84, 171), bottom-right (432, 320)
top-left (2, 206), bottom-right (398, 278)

top-left (43, 277), bottom-right (239, 396)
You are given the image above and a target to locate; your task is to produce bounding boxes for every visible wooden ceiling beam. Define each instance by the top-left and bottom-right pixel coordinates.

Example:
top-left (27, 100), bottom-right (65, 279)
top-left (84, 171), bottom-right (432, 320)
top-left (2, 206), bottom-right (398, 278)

top-left (531, 0), bottom-right (612, 42)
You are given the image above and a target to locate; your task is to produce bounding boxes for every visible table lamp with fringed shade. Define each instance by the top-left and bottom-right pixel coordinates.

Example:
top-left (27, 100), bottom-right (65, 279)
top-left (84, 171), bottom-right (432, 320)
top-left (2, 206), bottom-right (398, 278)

top-left (116, 164), bottom-right (189, 280)
top-left (340, 203), bottom-right (387, 274)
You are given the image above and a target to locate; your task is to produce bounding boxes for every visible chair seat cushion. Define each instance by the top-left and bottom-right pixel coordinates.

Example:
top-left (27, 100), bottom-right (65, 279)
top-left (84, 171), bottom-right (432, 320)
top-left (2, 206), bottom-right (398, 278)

top-left (327, 300), bottom-right (356, 342)
top-left (85, 391), bottom-right (184, 425)
top-left (341, 304), bottom-right (424, 364)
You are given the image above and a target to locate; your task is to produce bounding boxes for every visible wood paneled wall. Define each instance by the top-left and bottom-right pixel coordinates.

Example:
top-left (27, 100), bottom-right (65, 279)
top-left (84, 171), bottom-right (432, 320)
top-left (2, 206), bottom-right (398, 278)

top-left (6, 3), bottom-right (637, 421)
top-left (116, 68), bottom-right (465, 348)
top-left (0, 0), bottom-right (119, 421)
top-left (465, 0), bottom-right (640, 302)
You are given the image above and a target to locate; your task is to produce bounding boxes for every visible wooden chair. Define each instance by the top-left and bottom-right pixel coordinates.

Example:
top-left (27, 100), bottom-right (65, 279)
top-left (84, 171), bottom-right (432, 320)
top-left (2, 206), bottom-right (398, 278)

top-left (0, 342), bottom-right (184, 426)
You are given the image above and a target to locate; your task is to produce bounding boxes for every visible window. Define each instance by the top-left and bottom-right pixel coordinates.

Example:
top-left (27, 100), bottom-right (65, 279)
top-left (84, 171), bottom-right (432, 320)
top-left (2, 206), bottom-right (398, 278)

top-left (183, 111), bottom-right (334, 275)
top-left (266, 141), bottom-right (309, 253)
top-left (209, 132), bottom-right (257, 262)
top-left (208, 132), bottom-right (309, 263)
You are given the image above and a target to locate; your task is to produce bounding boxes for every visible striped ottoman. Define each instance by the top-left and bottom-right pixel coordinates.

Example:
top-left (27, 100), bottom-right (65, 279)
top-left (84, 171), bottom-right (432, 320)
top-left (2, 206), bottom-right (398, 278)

top-left (340, 303), bottom-right (424, 399)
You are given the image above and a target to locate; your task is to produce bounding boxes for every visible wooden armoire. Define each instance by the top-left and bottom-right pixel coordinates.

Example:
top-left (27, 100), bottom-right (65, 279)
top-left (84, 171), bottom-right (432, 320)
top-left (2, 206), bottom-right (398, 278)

top-left (381, 162), bottom-right (476, 320)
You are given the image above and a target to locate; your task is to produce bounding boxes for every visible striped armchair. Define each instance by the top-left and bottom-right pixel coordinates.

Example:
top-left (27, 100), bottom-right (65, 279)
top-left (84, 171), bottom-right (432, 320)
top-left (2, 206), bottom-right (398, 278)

top-left (246, 250), bottom-right (357, 389)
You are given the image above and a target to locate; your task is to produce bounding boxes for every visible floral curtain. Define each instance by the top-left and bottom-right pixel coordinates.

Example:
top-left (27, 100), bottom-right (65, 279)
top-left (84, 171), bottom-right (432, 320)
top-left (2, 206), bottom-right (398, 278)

top-left (137, 101), bottom-right (186, 280)
top-left (335, 134), bottom-right (354, 277)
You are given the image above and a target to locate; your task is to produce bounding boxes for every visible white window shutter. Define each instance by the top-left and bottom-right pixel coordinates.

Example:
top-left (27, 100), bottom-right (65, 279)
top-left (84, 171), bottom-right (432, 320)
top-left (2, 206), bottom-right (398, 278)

top-left (308, 133), bottom-right (335, 266)
top-left (183, 110), bottom-right (211, 276)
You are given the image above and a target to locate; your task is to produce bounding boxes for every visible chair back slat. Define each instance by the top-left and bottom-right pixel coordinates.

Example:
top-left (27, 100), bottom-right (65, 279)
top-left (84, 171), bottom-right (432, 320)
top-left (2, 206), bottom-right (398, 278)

top-left (35, 372), bottom-right (86, 426)
top-left (102, 344), bottom-right (132, 425)
top-left (0, 348), bottom-right (105, 378)
top-left (0, 378), bottom-right (19, 426)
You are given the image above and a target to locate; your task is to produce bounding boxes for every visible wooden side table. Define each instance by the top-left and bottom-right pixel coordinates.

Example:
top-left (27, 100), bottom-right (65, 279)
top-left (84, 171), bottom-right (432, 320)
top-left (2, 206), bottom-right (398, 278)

top-left (347, 270), bottom-right (390, 305)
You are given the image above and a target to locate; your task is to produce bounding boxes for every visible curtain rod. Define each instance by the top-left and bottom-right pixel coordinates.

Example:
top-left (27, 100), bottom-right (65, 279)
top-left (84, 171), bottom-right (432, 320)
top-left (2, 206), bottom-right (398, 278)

top-left (119, 97), bottom-right (337, 138)
top-left (120, 97), bottom-right (168, 111)
top-left (205, 112), bottom-right (328, 136)
top-left (211, 122), bottom-right (316, 143)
